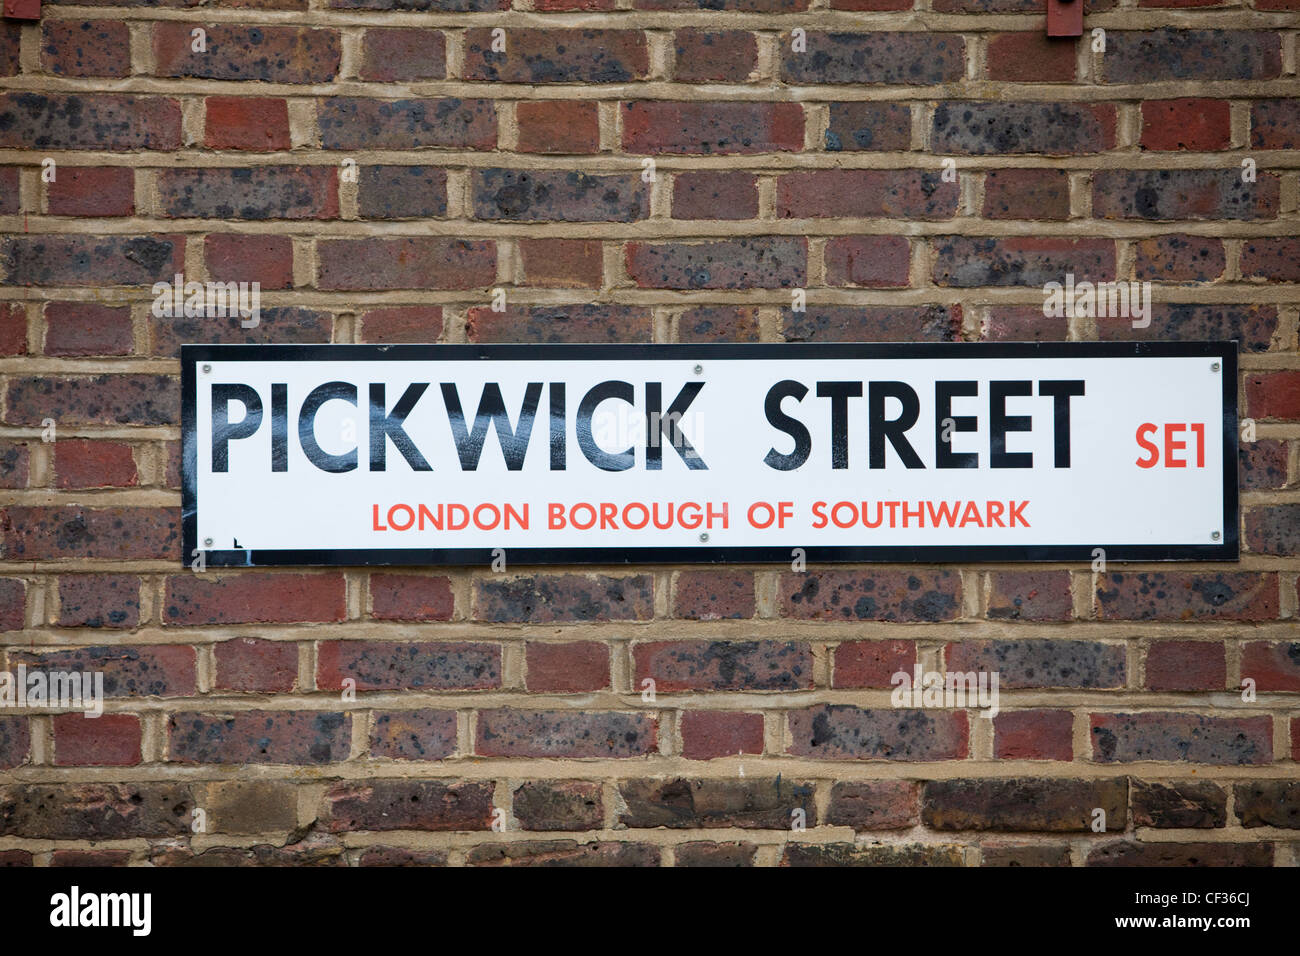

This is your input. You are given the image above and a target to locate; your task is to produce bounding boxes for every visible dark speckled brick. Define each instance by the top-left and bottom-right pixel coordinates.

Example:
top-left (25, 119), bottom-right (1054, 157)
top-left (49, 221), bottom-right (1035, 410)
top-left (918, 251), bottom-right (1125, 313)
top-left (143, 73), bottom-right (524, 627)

top-left (782, 843), bottom-right (965, 866)
top-left (325, 780), bottom-right (494, 831)
top-left (782, 305), bottom-right (962, 342)
top-left (825, 102), bottom-right (912, 151)
top-left (150, 309), bottom-right (333, 357)
top-left (328, 0), bottom-right (508, 8)
top-left (1240, 440), bottom-right (1289, 491)
top-left (475, 573), bottom-right (653, 623)
top-left (466, 305), bottom-right (652, 343)
top-left (476, 709), bottom-right (656, 758)
top-left (41, 20), bottom-right (130, 78)
top-left (1088, 841), bottom-right (1273, 867)
top-left (2, 506), bottom-right (181, 560)
top-left (317, 641), bottom-right (500, 691)
top-left (0, 717), bottom-right (29, 770)
top-left (359, 166), bottom-right (448, 219)
top-left (1093, 169), bottom-right (1279, 221)
top-left (1095, 572), bottom-right (1278, 621)
top-left (0, 22), bottom-right (18, 78)
top-left (781, 570), bottom-right (961, 622)
top-left (633, 640), bottom-right (813, 691)
top-left (0, 93), bottom-right (182, 150)
top-left (514, 780), bottom-right (604, 831)
top-left (467, 840), bottom-right (660, 866)
top-left (1, 236), bottom-right (183, 287)
top-left (1103, 29), bottom-right (1281, 84)
top-left (946, 640), bottom-right (1125, 688)
top-left (618, 778), bottom-right (816, 828)
top-left (464, 29), bottom-right (648, 82)
top-left (318, 97), bottom-right (496, 150)
top-left (153, 24), bottom-right (341, 83)
top-left (0, 784), bottom-right (194, 839)
top-left (626, 238), bottom-right (806, 289)
top-left (473, 169), bottom-right (648, 222)
top-left (1097, 304), bottom-right (1276, 352)
top-left (923, 778), bottom-right (1127, 831)
top-left (932, 102), bottom-right (1115, 155)
top-left (169, 711), bottom-right (351, 765)
top-left (1234, 781), bottom-right (1300, 829)
top-left (1090, 713), bottom-right (1273, 765)
top-left (10, 645), bottom-right (195, 697)
top-left (780, 32), bottom-right (963, 84)
top-left (158, 167), bottom-right (338, 220)
top-left (788, 705), bottom-right (968, 760)
top-left (676, 842), bottom-right (757, 866)
top-left (370, 710), bottom-right (458, 760)
top-left (1251, 99), bottom-right (1300, 149)
top-left (933, 237), bottom-right (1115, 287)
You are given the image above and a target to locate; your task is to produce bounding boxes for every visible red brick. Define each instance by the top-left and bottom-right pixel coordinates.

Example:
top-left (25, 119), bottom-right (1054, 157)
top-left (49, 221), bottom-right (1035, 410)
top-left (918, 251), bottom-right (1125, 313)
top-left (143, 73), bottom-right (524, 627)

top-left (1135, 234), bottom-right (1225, 281)
top-left (214, 638), bottom-right (298, 693)
top-left (317, 238), bottom-right (495, 291)
top-left (54, 440), bottom-right (138, 488)
top-left (0, 236), bottom-right (184, 286)
top-left (464, 29), bottom-right (648, 83)
top-left (824, 235), bottom-right (911, 287)
top-left (1240, 237), bottom-right (1300, 282)
top-left (982, 306), bottom-right (1068, 341)
top-left (623, 101), bottom-right (804, 155)
top-left (825, 781), bottom-right (918, 829)
top-left (10, 645), bottom-right (195, 697)
top-left (1145, 641), bottom-right (1226, 691)
top-left (164, 573), bottom-right (346, 625)
top-left (2, 507), bottom-right (180, 560)
top-left (475, 710), bottom-right (656, 758)
top-left (359, 307), bottom-right (444, 343)
top-left (46, 166), bottom-right (134, 217)
top-left (0, 717), bottom-right (29, 769)
top-left (50, 850), bottom-right (132, 867)
top-left (204, 96), bottom-right (291, 151)
top-left (673, 570), bottom-right (754, 620)
top-left (360, 28), bottom-right (446, 82)
top-left (0, 94), bottom-right (182, 151)
top-left (205, 234), bottom-right (294, 289)
top-left (673, 30), bottom-right (757, 83)
top-left (778, 170), bottom-right (958, 219)
top-left (369, 573), bottom-right (454, 621)
top-left (169, 711), bottom-right (350, 764)
top-left (636, 640), bottom-right (812, 692)
top-left (467, 305), bottom-right (651, 343)
top-left (1141, 98), bottom-right (1231, 151)
top-left (317, 641), bottom-right (500, 691)
top-left (782, 570), bottom-right (961, 622)
top-left (325, 780), bottom-right (491, 831)
top-left (1240, 642), bottom-right (1300, 692)
top-left (673, 171), bottom-right (758, 220)
top-left (0, 304), bottom-right (24, 355)
top-left (678, 306), bottom-right (760, 343)
top-left (41, 20), bottom-right (130, 78)
top-left (525, 642), bottom-right (609, 692)
top-left (43, 302), bottom-right (133, 356)
top-left (53, 714), bottom-right (141, 767)
top-left (0, 578), bottom-right (23, 631)
top-left (1248, 371), bottom-right (1300, 421)
top-left (982, 169), bottom-right (1070, 220)
top-left (1293, 718), bottom-right (1300, 761)
top-left (679, 711), bottom-right (763, 759)
top-left (987, 34), bottom-right (1076, 82)
top-left (993, 711), bottom-right (1073, 760)
top-left (516, 101), bottom-right (599, 154)
top-left (832, 640), bottom-right (915, 688)
top-left (519, 239), bottom-right (603, 289)
top-left (987, 571), bottom-right (1073, 621)
top-left (153, 23), bottom-right (340, 83)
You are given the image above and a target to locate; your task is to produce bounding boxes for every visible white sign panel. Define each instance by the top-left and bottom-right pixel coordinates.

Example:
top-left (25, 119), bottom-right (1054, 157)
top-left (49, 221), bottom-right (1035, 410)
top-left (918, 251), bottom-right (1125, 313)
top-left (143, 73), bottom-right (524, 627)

top-left (182, 343), bottom-right (1237, 565)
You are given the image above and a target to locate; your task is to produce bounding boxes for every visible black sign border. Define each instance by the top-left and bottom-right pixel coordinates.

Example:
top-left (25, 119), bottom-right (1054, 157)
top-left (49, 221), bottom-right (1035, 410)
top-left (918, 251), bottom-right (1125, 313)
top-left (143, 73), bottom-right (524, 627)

top-left (181, 340), bottom-right (1239, 567)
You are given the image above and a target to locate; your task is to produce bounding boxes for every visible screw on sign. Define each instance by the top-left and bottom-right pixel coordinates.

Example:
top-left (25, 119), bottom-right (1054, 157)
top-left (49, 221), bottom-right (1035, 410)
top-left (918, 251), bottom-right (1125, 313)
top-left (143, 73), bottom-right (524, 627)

top-left (2, 0), bottom-right (40, 20)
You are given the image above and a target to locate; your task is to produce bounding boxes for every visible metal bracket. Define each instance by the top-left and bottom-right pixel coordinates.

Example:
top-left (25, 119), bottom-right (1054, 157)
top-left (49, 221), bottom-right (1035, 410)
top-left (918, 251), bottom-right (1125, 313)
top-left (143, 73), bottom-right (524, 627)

top-left (1046, 0), bottom-right (1083, 38)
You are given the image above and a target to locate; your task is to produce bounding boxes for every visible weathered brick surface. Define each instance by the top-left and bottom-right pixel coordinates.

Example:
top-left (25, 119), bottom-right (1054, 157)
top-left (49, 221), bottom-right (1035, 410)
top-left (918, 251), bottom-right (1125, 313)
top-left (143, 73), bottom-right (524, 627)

top-left (3, 0), bottom-right (1294, 868)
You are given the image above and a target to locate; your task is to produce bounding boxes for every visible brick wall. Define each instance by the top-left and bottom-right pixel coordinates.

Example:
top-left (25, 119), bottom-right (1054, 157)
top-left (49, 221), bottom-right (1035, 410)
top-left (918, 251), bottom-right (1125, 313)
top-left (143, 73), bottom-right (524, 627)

top-left (0, 0), bottom-right (1298, 867)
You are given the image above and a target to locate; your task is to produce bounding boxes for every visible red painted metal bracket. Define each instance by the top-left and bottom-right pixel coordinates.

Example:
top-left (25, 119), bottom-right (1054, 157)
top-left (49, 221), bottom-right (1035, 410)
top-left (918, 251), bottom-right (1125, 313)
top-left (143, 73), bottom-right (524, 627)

top-left (1046, 0), bottom-right (1083, 38)
top-left (3, 0), bottom-right (41, 20)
